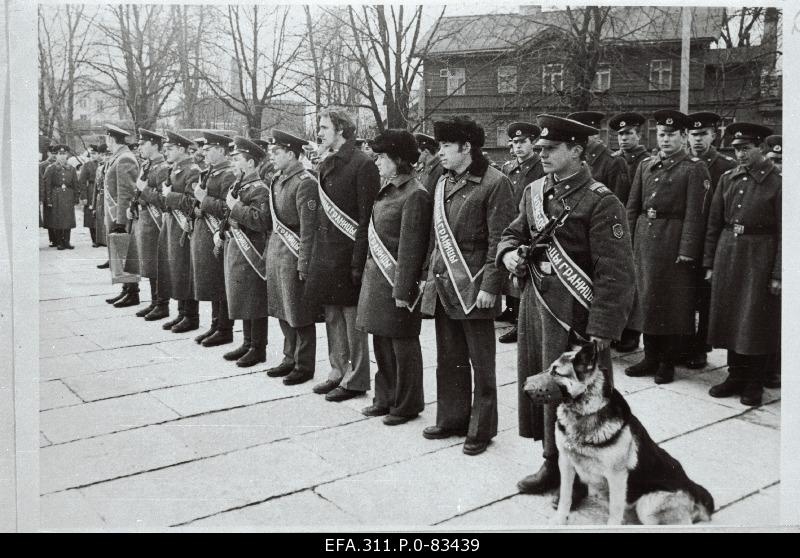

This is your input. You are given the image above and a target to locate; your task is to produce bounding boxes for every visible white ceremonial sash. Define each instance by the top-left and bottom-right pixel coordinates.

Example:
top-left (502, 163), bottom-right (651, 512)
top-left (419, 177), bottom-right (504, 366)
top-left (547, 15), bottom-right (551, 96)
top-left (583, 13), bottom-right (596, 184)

top-left (368, 216), bottom-right (422, 312)
top-left (319, 185), bottom-right (357, 241)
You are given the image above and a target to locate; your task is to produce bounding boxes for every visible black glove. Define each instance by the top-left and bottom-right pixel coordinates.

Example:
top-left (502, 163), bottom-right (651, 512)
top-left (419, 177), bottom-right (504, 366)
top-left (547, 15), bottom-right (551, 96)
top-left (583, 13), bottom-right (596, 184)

top-left (109, 224), bottom-right (127, 234)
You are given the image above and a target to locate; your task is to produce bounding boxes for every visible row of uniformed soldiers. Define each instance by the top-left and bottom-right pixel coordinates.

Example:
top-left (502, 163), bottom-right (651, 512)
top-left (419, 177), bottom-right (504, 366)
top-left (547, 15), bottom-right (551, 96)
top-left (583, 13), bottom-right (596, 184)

top-left (88, 108), bottom-right (779, 504)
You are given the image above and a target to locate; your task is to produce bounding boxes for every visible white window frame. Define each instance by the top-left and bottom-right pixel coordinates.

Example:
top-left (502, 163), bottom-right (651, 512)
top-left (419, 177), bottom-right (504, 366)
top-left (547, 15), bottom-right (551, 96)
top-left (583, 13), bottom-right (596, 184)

top-left (497, 65), bottom-right (517, 94)
top-left (592, 66), bottom-right (611, 92)
top-left (446, 67), bottom-right (466, 96)
top-left (542, 63), bottom-right (564, 94)
top-left (649, 59), bottom-right (672, 91)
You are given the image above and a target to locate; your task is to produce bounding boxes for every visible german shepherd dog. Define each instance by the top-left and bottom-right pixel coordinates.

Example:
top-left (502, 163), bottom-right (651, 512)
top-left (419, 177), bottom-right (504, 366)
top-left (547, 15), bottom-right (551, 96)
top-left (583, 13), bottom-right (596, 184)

top-left (525, 341), bottom-right (715, 526)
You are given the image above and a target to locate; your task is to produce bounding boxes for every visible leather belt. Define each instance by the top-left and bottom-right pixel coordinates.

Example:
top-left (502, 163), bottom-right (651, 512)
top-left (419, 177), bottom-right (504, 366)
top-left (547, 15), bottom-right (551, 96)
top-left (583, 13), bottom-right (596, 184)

top-left (645, 208), bottom-right (682, 219)
top-left (724, 223), bottom-right (776, 236)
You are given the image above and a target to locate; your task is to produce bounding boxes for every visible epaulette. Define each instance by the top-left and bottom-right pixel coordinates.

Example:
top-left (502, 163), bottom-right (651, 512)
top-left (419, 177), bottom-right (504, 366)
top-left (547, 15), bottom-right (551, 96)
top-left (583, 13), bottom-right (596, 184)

top-left (589, 183), bottom-right (611, 195)
top-left (302, 172), bottom-right (317, 182)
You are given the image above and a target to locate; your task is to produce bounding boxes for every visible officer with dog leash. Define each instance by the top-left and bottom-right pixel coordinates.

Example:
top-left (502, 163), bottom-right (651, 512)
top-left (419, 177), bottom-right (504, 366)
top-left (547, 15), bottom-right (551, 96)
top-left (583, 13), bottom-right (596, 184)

top-left (497, 114), bottom-right (636, 503)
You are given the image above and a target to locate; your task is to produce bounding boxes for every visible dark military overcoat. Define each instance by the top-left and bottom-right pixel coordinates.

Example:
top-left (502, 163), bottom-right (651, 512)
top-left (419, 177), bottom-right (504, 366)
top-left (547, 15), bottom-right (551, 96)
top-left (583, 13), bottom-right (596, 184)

top-left (78, 159), bottom-right (97, 228)
top-left (224, 170), bottom-right (271, 319)
top-left (501, 153), bottom-right (545, 209)
top-left (356, 175), bottom-right (432, 338)
top-left (419, 158), bottom-right (515, 320)
top-left (703, 158), bottom-right (781, 355)
top-left (103, 145), bottom-right (138, 231)
top-left (125, 155), bottom-right (168, 278)
top-left (304, 140), bottom-right (380, 307)
top-left (585, 140), bottom-right (630, 205)
top-left (696, 146), bottom-right (737, 213)
top-left (612, 145), bottom-right (649, 190)
top-left (496, 163), bottom-right (635, 439)
top-left (193, 160), bottom-right (236, 300)
top-left (158, 157), bottom-right (200, 300)
top-left (626, 150), bottom-right (710, 335)
top-left (42, 161), bottom-right (78, 229)
top-left (266, 160), bottom-right (318, 327)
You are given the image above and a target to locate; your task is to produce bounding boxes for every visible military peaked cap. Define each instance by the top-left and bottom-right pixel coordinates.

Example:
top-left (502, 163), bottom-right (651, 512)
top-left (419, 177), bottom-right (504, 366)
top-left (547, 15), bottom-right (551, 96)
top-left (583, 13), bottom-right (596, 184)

top-left (354, 137), bottom-right (366, 148)
top-left (414, 133), bottom-right (437, 153)
top-left (269, 129), bottom-right (309, 154)
top-left (566, 111), bottom-right (605, 128)
top-left (535, 114), bottom-right (598, 145)
top-left (202, 131), bottom-right (232, 148)
top-left (370, 129), bottom-right (420, 165)
top-left (653, 109), bottom-right (690, 131)
top-left (433, 116), bottom-right (485, 149)
top-left (104, 123), bottom-right (131, 140)
top-left (51, 144), bottom-right (69, 154)
top-left (164, 131), bottom-right (194, 149)
top-left (230, 136), bottom-right (266, 161)
top-left (507, 122), bottom-right (541, 140)
top-left (687, 112), bottom-right (721, 130)
top-left (726, 123), bottom-right (773, 146)
top-left (608, 112), bottom-right (645, 132)
top-left (764, 135), bottom-right (782, 156)
top-left (138, 128), bottom-right (165, 145)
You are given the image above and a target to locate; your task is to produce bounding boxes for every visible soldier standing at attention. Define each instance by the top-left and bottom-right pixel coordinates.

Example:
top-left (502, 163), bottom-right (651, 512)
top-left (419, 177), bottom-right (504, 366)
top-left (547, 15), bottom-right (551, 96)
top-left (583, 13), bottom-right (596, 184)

top-left (131, 129), bottom-right (171, 321)
top-left (159, 131), bottom-right (201, 333)
top-left (683, 112), bottom-right (737, 369)
top-left (94, 144), bottom-right (110, 265)
top-left (497, 115), bottom-right (635, 502)
top-left (263, 130), bottom-right (320, 385)
top-left (78, 145), bottom-right (100, 247)
top-left (253, 139), bottom-right (276, 182)
top-left (41, 144), bottom-right (79, 250)
top-left (190, 132), bottom-right (237, 348)
top-left (567, 112), bottom-right (630, 204)
top-left (215, 137), bottom-right (272, 367)
top-left (414, 133), bottom-right (444, 196)
top-left (102, 124), bottom-right (141, 307)
top-left (420, 116), bottom-right (515, 456)
top-left (306, 110), bottom-right (380, 403)
top-left (357, 130), bottom-right (432, 426)
top-left (704, 123), bottom-right (780, 406)
top-left (498, 122), bottom-right (545, 344)
top-left (624, 110), bottom-right (711, 385)
top-left (38, 136), bottom-right (53, 238)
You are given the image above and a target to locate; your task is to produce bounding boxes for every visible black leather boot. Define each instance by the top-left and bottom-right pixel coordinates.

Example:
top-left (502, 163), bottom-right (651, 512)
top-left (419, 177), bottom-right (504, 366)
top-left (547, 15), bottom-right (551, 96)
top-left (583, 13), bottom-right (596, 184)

top-left (624, 353), bottom-right (659, 377)
top-left (237, 318), bottom-right (266, 367)
top-left (145, 304), bottom-right (170, 321)
top-left (136, 303), bottom-right (156, 318)
top-left (201, 329), bottom-right (233, 347)
top-left (654, 362), bottom-right (675, 384)
top-left (224, 320), bottom-right (251, 361)
top-left (114, 288), bottom-right (141, 308)
top-left (171, 316), bottom-right (200, 333)
top-left (105, 287), bottom-right (127, 304)
top-left (195, 320), bottom-right (218, 344)
top-left (517, 457), bottom-right (560, 494)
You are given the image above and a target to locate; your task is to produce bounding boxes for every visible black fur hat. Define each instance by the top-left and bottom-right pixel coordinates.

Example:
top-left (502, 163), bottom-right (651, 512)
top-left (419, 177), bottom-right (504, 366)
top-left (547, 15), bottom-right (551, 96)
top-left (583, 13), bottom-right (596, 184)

top-left (433, 116), bottom-right (485, 149)
top-left (370, 129), bottom-right (420, 165)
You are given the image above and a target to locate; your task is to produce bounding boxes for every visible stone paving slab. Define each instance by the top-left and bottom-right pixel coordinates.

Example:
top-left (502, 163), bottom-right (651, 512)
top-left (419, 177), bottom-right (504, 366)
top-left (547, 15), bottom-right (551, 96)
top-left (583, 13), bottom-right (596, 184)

top-left (40, 490), bottom-right (108, 532)
top-left (78, 440), bottom-right (340, 529)
top-left (40, 354), bottom-right (102, 382)
top-left (661, 417), bottom-right (779, 509)
top-left (660, 367), bottom-right (780, 410)
top-left (74, 344), bottom-right (174, 376)
top-left (40, 335), bottom-right (102, 359)
top-left (438, 494), bottom-right (551, 528)
top-left (314, 443), bottom-right (532, 527)
top-left (40, 393), bottom-right (180, 444)
top-left (711, 484), bottom-right (779, 527)
top-left (40, 380), bottom-right (83, 411)
top-left (186, 489), bottom-right (363, 530)
top-left (40, 321), bottom-right (77, 341)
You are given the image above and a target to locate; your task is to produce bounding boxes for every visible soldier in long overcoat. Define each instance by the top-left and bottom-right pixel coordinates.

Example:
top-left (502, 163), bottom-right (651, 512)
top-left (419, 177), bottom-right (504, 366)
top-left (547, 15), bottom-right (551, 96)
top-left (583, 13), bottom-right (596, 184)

top-left (497, 114), bottom-right (635, 499)
top-left (419, 116), bottom-right (516, 456)
top-left (215, 137), bottom-right (272, 368)
top-left (498, 122), bottom-right (545, 343)
top-left (128, 130), bottom-right (171, 321)
top-left (102, 124), bottom-right (141, 307)
top-left (94, 144), bottom-right (109, 250)
top-left (38, 136), bottom-right (53, 236)
top-left (624, 110), bottom-right (711, 384)
top-left (262, 130), bottom-right (319, 385)
top-left (608, 112), bottom-right (650, 353)
top-left (305, 109), bottom-right (380, 402)
top-left (356, 130), bottom-right (432, 425)
top-left (78, 146), bottom-right (99, 246)
top-left (568, 112), bottom-right (631, 204)
top-left (683, 112), bottom-right (738, 368)
top-left (41, 144), bottom-right (79, 250)
top-left (703, 123), bottom-right (780, 407)
top-left (159, 131), bottom-right (201, 332)
top-left (191, 131), bottom-right (237, 348)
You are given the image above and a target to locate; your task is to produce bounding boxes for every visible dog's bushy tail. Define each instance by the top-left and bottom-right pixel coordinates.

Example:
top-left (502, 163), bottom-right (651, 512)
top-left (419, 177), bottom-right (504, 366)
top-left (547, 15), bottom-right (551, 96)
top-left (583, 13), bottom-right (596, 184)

top-left (688, 481), bottom-right (715, 522)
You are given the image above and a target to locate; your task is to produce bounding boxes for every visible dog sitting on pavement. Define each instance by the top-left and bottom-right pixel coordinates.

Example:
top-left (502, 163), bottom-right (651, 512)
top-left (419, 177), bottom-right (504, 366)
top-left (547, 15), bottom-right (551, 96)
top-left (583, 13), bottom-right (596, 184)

top-left (524, 340), bottom-right (715, 525)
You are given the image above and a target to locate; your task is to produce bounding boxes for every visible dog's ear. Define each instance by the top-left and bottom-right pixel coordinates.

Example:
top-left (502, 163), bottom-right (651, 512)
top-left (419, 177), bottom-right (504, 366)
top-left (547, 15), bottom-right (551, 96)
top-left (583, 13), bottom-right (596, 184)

top-left (571, 341), bottom-right (596, 378)
top-left (567, 329), bottom-right (587, 351)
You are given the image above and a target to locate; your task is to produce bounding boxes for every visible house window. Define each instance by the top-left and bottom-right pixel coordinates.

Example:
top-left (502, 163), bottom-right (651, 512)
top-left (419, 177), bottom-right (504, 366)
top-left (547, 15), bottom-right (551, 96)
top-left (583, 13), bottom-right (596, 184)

top-left (649, 60), bottom-right (672, 91)
top-left (592, 66), bottom-right (611, 92)
top-left (77, 98), bottom-right (87, 109)
top-left (445, 67), bottom-right (466, 96)
top-left (497, 123), bottom-right (512, 149)
top-left (96, 100), bottom-right (104, 112)
top-left (497, 66), bottom-right (517, 94)
top-left (542, 63), bottom-right (563, 94)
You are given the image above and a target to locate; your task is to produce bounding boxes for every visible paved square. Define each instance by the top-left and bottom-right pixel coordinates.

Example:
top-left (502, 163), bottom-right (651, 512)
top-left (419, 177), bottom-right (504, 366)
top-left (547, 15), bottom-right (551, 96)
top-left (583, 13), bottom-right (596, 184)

top-left (38, 225), bottom-right (781, 530)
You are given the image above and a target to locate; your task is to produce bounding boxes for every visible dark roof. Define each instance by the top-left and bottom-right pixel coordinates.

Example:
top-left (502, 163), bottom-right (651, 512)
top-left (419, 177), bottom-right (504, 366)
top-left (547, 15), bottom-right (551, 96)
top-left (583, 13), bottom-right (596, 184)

top-left (420, 7), bottom-right (725, 56)
top-left (701, 45), bottom-right (772, 66)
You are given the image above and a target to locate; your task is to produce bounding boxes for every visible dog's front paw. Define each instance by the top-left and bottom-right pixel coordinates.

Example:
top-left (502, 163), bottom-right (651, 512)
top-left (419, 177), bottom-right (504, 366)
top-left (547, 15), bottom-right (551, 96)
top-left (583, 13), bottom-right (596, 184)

top-left (549, 513), bottom-right (569, 526)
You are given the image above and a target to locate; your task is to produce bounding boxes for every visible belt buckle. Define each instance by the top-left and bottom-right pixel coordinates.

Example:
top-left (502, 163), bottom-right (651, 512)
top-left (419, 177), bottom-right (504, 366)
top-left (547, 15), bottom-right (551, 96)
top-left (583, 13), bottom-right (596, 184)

top-left (646, 208), bottom-right (657, 219)
top-left (733, 224), bottom-right (744, 236)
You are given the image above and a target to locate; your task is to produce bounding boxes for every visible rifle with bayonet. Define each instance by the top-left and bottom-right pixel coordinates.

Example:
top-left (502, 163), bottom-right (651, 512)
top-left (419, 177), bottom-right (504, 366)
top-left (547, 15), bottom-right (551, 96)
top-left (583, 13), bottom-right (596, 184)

top-left (511, 206), bottom-right (571, 292)
top-left (214, 170), bottom-right (244, 257)
top-left (130, 159), bottom-right (152, 220)
top-left (191, 166), bottom-right (212, 228)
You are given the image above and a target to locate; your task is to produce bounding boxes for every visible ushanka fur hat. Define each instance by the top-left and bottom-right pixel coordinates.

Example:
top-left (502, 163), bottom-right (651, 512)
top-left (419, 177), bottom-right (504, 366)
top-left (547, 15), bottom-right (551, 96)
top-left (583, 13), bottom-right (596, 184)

top-left (433, 116), bottom-right (485, 149)
top-left (370, 129), bottom-right (420, 165)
